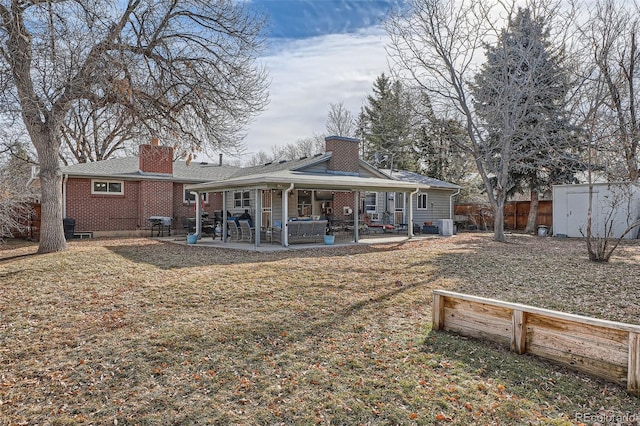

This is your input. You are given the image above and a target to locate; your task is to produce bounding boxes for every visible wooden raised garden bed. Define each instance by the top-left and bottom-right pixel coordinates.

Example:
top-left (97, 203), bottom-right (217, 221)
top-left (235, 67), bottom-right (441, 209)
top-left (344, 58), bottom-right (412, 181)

top-left (432, 290), bottom-right (640, 396)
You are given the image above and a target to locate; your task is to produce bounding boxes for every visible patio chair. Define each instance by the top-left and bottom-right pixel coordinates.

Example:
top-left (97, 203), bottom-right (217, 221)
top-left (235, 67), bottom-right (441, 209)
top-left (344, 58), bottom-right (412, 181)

top-left (239, 220), bottom-right (255, 243)
top-left (227, 220), bottom-right (240, 241)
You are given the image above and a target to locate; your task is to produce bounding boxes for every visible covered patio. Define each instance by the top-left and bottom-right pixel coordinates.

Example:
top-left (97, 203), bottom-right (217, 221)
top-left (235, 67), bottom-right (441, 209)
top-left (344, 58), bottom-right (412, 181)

top-left (185, 170), bottom-right (433, 248)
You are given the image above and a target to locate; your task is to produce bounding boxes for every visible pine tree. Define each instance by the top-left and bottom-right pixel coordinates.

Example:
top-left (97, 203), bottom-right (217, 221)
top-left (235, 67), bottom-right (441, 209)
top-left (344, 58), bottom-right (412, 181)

top-left (359, 74), bottom-right (418, 171)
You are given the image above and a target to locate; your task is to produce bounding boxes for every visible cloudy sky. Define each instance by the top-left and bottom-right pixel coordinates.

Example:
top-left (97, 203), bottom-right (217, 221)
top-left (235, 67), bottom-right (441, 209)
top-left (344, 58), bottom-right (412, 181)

top-left (237, 0), bottom-right (404, 161)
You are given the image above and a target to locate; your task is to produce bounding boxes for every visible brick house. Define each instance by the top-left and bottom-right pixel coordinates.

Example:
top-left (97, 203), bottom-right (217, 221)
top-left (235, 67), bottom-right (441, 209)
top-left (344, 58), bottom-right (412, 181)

top-left (61, 142), bottom-right (238, 237)
top-left (60, 135), bottom-right (459, 242)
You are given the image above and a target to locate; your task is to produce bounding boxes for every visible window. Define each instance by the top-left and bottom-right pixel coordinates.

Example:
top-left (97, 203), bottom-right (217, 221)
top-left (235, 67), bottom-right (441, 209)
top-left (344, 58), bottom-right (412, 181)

top-left (364, 192), bottom-right (377, 212)
top-left (234, 191), bottom-right (250, 208)
top-left (92, 180), bottom-right (124, 195)
top-left (183, 189), bottom-right (209, 204)
top-left (417, 193), bottom-right (428, 210)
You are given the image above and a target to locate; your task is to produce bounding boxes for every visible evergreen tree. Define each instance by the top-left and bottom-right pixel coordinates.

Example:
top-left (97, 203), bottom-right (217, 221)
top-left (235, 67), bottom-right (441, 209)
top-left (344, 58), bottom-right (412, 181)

top-left (472, 8), bottom-right (582, 232)
top-left (412, 89), bottom-right (471, 183)
top-left (359, 74), bottom-right (418, 171)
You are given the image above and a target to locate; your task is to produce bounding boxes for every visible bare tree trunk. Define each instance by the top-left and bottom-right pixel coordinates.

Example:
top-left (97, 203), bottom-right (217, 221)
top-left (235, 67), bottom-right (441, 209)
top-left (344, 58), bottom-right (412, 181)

top-left (33, 132), bottom-right (67, 254)
top-left (524, 189), bottom-right (539, 234)
top-left (493, 198), bottom-right (505, 242)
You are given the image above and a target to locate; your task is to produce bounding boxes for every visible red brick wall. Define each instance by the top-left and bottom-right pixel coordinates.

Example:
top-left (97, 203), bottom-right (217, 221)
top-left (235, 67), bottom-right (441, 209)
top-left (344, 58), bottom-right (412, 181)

top-left (325, 136), bottom-right (360, 173)
top-left (65, 179), bottom-right (223, 233)
top-left (65, 178), bottom-right (140, 232)
top-left (139, 144), bottom-right (173, 174)
top-left (172, 184), bottom-right (223, 229)
top-left (139, 180), bottom-right (173, 223)
top-left (332, 191), bottom-right (358, 221)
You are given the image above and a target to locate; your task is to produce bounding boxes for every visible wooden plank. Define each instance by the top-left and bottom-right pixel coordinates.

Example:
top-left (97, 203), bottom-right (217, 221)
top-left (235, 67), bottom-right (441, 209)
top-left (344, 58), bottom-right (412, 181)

top-left (444, 308), bottom-right (512, 346)
top-left (528, 342), bottom-right (627, 385)
top-left (629, 332), bottom-right (640, 396)
top-left (512, 310), bottom-right (526, 354)
top-left (432, 293), bottom-right (445, 331)
top-left (433, 290), bottom-right (640, 334)
top-left (527, 313), bottom-right (629, 345)
top-left (444, 321), bottom-right (511, 347)
top-left (444, 297), bottom-right (512, 321)
top-left (527, 325), bottom-right (628, 367)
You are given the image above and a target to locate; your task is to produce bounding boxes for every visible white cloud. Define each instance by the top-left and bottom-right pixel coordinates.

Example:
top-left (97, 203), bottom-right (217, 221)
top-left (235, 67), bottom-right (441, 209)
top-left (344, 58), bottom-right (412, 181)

top-left (240, 26), bottom-right (391, 160)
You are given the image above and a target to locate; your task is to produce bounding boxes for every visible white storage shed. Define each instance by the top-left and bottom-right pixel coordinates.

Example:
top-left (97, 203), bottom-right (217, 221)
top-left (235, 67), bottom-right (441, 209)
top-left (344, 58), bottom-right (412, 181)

top-left (552, 182), bottom-right (640, 239)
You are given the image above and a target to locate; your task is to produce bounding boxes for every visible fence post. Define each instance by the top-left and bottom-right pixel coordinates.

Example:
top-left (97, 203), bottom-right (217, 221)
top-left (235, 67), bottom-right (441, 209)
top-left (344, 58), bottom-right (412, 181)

top-left (432, 293), bottom-right (445, 331)
top-left (629, 332), bottom-right (640, 396)
top-left (511, 310), bottom-right (527, 354)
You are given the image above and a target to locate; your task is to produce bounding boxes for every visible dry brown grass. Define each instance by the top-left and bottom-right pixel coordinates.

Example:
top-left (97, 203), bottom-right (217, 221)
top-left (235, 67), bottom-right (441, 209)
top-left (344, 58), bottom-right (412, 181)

top-left (1, 233), bottom-right (640, 425)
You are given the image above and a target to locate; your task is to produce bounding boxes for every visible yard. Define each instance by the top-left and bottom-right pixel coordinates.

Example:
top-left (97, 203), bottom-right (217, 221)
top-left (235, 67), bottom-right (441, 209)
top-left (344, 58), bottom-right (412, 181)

top-left (1, 233), bottom-right (640, 425)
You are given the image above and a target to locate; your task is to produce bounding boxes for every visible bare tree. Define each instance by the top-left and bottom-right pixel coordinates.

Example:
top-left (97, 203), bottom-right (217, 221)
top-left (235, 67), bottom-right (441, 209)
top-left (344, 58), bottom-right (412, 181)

top-left (568, 0), bottom-right (640, 261)
top-left (0, 1), bottom-right (269, 253)
top-left (577, 0), bottom-right (640, 181)
top-left (386, 0), bottom-right (574, 241)
top-left (326, 102), bottom-right (356, 137)
top-left (59, 101), bottom-right (139, 164)
top-left (0, 142), bottom-right (36, 242)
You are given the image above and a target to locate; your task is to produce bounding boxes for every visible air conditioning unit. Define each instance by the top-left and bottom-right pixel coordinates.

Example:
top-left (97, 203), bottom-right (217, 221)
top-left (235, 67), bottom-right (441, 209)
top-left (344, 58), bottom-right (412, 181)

top-left (343, 206), bottom-right (353, 215)
top-left (368, 212), bottom-right (380, 221)
top-left (439, 219), bottom-right (454, 236)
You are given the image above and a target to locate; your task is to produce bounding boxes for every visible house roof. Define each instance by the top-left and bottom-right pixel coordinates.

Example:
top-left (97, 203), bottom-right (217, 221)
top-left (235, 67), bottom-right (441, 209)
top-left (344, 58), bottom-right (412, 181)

top-left (187, 169), bottom-right (434, 193)
top-left (230, 153), bottom-right (330, 178)
top-left (60, 150), bottom-right (459, 193)
top-left (380, 169), bottom-right (461, 190)
top-left (61, 157), bottom-right (241, 182)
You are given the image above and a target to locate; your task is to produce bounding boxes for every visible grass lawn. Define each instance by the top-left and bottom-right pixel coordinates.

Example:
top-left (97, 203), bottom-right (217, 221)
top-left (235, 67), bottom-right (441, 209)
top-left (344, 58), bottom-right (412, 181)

top-left (1, 233), bottom-right (640, 425)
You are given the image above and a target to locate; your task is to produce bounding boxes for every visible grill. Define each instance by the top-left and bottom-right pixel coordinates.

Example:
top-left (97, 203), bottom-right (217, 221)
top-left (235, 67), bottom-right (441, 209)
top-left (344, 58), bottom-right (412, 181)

top-left (148, 216), bottom-right (172, 237)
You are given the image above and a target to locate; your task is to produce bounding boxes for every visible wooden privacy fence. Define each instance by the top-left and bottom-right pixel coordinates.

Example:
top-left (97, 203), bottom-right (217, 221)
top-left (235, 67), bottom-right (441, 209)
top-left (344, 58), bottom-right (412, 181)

top-left (432, 290), bottom-right (640, 396)
top-left (455, 200), bottom-right (552, 231)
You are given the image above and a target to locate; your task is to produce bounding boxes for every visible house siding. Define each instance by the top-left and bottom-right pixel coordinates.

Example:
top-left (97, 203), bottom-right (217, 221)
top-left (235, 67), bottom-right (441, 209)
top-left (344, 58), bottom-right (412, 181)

top-left (412, 189), bottom-right (453, 225)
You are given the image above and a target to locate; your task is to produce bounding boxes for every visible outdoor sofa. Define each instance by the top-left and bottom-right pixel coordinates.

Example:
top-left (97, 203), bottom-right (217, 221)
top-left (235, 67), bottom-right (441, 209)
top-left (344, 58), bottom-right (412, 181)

top-left (271, 219), bottom-right (328, 244)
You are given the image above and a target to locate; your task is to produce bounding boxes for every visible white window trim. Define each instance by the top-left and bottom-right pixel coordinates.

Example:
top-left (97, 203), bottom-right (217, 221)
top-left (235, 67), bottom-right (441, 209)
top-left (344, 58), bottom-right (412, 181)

top-left (233, 190), bottom-right (251, 208)
top-left (91, 179), bottom-right (124, 195)
top-left (364, 192), bottom-right (377, 213)
top-left (183, 189), bottom-right (209, 204)
top-left (417, 193), bottom-right (429, 210)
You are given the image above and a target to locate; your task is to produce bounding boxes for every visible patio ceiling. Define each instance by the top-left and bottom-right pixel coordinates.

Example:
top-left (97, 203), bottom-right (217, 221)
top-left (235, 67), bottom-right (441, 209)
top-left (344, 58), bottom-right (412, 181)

top-left (185, 170), bottom-right (433, 194)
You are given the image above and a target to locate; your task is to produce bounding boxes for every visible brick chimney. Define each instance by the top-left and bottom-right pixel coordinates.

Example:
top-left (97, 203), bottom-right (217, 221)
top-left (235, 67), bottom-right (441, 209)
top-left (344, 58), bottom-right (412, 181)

top-left (139, 140), bottom-right (173, 174)
top-left (325, 136), bottom-right (360, 173)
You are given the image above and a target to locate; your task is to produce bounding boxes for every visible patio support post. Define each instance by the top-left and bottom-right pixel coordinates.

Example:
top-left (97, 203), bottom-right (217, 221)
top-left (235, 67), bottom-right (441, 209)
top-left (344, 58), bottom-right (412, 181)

top-left (254, 188), bottom-right (261, 247)
top-left (283, 183), bottom-right (294, 247)
top-left (194, 192), bottom-right (202, 240)
top-left (353, 191), bottom-right (359, 242)
top-left (222, 191), bottom-right (228, 243)
top-left (409, 188), bottom-right (419, 238)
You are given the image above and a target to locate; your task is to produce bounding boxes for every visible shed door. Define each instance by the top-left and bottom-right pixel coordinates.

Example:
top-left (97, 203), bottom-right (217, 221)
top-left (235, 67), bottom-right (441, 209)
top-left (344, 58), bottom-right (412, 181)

top-left (566, 191), bottom-right (592, 237)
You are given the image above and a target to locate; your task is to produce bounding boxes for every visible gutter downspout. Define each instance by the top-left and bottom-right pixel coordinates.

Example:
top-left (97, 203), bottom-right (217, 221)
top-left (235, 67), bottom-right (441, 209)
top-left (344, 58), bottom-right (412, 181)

top-left (222, 191), bottom-right (228, 243)
top-left (282, 183), bottom-right (294, 247)
top-left (193, 191), bottom-right (202, 240)
top-left (449, 188), bottom-right (461, 219)
top-left (409, 187), bottom-right (420, 238)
